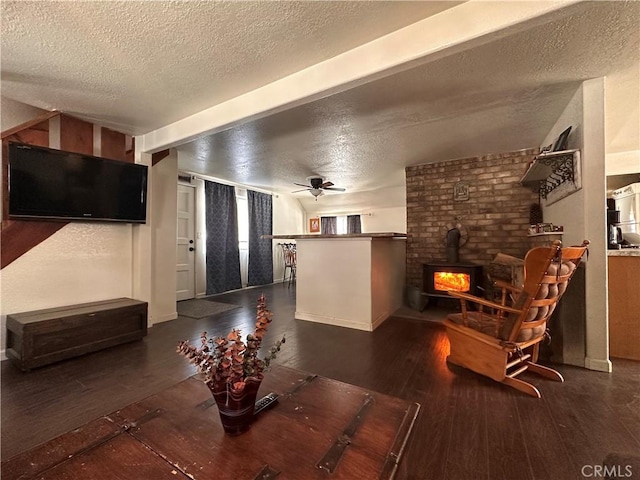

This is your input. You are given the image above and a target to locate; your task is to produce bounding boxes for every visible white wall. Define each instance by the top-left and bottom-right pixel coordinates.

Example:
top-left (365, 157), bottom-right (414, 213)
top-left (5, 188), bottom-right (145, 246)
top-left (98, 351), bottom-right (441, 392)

top-left (1, 97), bottom-right (47, 131)
top-left (371, 239), bottom-right (406, 327)
top-left (542, 79), bottom-right (611, 372)
top-left (295, 237), bottom-right (405, 331)
top-left (542, 85), bottom-right (585, 247)
top-left (605, 59), bottom-right (640, 176)
top-left (302, 185), bottom-right (407, 233)
top-left (295, 238), bottom-right (373, 331)
top-left (303, 206), bottom-right (406, 234)
top-left (150, 151), bottom-right (178, 324)
top-left (605, 61), bottom-right (640, 157)
top-left (542, 57), bottom-right (640, 370)
top-left (302, 185), bottom-right (407, 234)
top-left (606, 151), bottom-right (640, 176)
top-left (272, 193), bottom-right (305, 282)
top-left (0, 224), bottom-right (134, 358)
top-left (580, 78), bottom-right (610, 373)
top-left (362, 207), bottom-right (406, 233)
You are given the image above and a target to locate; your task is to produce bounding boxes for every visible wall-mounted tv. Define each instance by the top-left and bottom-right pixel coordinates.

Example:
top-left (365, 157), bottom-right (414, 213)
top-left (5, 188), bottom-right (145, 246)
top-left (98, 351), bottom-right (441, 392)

top-left (8, 142), bottom-right (148, 223)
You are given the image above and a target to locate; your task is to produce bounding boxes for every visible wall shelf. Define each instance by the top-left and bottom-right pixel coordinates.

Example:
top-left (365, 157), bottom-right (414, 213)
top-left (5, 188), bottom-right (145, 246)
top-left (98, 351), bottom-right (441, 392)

top-left (520, 149), bottom-right (581, 200)
top-left (528, 232), bottom-right (563, 248)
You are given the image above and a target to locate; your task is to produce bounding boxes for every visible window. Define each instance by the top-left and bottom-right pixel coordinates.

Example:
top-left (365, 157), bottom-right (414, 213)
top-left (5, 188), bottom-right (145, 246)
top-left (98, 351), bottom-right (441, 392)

top-left (236, 193), bottom-right (248, 243)
top-left (320, 215), bottom-right (361, 234)
top-left (235, 188), bottom-right (249, 287)
top-left (336, 216), bottom-right (347, 234)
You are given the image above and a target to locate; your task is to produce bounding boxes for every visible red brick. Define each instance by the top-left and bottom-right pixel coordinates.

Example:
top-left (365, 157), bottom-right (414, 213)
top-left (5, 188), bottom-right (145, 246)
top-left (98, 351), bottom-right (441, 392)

top-left (405, 148), bottom-right (539, 287)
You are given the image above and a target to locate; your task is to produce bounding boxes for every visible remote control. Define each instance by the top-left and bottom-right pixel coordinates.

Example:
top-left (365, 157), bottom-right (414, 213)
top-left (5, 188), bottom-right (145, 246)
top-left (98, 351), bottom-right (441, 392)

top-left (254, 392), bottom-right (279, 415)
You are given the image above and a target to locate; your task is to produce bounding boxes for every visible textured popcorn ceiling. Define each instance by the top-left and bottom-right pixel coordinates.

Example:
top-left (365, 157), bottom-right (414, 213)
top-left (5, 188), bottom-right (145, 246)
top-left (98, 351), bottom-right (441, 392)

top-left (2, 1), bottom-right (639, 210)
top-left (1, 0), bottom-right (457, 133)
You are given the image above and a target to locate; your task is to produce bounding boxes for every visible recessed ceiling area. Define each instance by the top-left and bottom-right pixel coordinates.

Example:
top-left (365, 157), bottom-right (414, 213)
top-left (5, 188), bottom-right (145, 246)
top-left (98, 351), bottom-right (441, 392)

top-left (176, 0), bottom-right (638, 210)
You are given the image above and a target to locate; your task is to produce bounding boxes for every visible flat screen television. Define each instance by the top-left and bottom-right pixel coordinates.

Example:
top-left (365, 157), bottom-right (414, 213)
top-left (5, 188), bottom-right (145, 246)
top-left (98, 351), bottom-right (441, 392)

top-left (8, 142), bottom-right (148, 223)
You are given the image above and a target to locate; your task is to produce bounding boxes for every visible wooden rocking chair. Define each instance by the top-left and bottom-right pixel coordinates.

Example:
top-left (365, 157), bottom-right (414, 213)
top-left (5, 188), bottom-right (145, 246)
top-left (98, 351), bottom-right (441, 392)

top-left (443, 240), bottom-right (589, 398)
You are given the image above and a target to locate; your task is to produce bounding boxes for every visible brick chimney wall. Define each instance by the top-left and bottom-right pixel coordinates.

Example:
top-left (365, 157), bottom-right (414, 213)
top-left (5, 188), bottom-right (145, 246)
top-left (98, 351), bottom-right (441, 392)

top-left (405, 148), bottom-right (540, 289)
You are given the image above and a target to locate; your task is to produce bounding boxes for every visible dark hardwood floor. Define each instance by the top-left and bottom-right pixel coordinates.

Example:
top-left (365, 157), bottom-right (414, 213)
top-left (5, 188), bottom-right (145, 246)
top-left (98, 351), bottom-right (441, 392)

top-left (2, 284), bottom-right (639, 479)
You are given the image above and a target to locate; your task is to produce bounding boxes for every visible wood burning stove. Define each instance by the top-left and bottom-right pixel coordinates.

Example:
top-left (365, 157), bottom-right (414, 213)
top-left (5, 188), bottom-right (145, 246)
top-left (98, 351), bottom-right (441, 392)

top-left (423, 263), bottom-right (483, 299)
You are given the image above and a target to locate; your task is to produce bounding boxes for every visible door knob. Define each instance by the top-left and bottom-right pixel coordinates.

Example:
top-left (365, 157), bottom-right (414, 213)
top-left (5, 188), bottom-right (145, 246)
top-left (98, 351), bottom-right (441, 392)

top-left (189, 247), bottom-right (195, 252)
top-left (189, 239), bottom-right (194, 244)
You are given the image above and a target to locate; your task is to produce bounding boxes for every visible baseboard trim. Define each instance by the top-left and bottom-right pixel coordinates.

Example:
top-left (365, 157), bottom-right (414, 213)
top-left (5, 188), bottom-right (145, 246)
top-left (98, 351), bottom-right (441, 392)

top-left (295, 311), bottom-right (373, 332)
top-left (584, 356), bottom-right (612, 372)
top-left (371, 310), bottom-right (391, 331)
top-left (562, 354), bottom-right (586, 368)
top-left (199, 282), bottom-right (280, 300)
top-left (150, 312), bottom-right (177, 327)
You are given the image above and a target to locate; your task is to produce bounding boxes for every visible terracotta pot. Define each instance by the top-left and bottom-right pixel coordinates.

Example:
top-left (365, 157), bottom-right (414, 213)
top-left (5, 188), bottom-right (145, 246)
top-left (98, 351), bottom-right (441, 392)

top-left (208, 377), bottom-right (262, 436)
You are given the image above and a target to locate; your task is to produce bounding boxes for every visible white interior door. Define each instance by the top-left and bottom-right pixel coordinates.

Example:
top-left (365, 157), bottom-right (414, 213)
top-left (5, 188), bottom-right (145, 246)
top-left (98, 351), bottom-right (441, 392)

top-left (176, 184), bottom-right (196, 301)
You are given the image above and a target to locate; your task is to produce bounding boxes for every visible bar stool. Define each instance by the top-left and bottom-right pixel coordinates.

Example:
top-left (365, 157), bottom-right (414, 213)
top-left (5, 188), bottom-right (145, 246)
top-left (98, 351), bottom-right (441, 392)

top-left (279, 243), bottom-right (297, 286)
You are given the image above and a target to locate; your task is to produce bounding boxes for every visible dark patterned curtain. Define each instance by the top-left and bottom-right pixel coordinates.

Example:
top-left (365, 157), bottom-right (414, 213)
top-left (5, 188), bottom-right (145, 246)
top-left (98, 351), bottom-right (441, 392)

top-left (247, 190), bottom-right (273, 286)
top-left (347, 215), bottom-right (362, 234)
top-left (204, 181), bottom-right (241, 295)
top-left (321, 216), bottom-right (337, 234)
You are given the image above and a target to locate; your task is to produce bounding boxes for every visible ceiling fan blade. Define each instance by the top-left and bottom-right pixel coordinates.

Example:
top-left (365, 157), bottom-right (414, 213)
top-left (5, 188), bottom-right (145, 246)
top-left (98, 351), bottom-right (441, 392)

top-left (293, 183), bottom-right (312, 188)
top-left (323, 187), bottom-right (346, 192)
top-left (291, 188), bottom-right (311, 193)
top-left (320, 181), bottom-right (334, 188)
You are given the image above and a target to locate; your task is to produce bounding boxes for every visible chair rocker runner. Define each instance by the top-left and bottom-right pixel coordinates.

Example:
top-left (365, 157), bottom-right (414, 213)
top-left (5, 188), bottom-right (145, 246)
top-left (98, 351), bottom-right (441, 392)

top-left (443, 240), bottom-right (589, 398)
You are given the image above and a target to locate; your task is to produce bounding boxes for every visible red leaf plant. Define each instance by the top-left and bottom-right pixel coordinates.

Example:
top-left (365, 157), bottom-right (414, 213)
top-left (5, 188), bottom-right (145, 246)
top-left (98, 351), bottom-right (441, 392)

top-left (176, 294), bottom-right (285, 395)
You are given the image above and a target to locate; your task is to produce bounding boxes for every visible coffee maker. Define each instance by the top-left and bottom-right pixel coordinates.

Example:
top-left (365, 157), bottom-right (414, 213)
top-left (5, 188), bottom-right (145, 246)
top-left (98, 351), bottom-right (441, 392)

top-left (607, 199), bottom-right (622, 249)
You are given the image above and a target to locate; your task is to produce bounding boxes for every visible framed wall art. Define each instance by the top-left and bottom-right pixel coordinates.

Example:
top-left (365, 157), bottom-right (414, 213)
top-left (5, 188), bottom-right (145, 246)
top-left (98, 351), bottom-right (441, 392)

top-left (453, 181), bottom-right (469, 202)
top-left (309, 217), bottom-right (320, 233)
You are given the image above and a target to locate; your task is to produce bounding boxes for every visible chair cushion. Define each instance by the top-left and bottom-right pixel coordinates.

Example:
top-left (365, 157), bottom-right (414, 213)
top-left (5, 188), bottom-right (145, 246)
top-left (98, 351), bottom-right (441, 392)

top-left (499, 292), bottom-right (531, 340)
top-left (500, 259), bottom-right (575, 341)
top-left (447, 312), bottom-right (500, 337)
top-left (546, 260), bottom-right (576, 277)
top-left (514, 323), bottom-right (546, 342)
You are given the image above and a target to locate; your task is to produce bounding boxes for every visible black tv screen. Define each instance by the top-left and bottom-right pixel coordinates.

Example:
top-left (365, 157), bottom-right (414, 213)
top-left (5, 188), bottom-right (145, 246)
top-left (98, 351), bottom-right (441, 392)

top-left (8, 142), bottom-right (148, 223)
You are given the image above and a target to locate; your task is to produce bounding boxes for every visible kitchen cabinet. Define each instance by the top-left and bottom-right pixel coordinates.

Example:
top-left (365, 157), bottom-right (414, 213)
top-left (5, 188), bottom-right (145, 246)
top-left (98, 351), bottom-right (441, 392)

top-left (608, 253), bottom-right (640, 361)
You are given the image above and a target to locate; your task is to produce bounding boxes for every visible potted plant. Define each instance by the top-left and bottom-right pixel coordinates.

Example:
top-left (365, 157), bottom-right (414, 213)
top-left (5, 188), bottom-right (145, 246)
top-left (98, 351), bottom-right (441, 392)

top-left (176, 294), bottom-right (285, 435)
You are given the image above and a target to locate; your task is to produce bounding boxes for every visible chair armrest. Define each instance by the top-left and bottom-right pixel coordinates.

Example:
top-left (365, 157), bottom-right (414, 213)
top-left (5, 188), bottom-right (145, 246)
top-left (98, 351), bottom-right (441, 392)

top-left (447, 291), bottom-right (523, 315)
top-left (493, 280), bottom-right (522, 294)
top-left (493, 280), bottom-right (521, 308)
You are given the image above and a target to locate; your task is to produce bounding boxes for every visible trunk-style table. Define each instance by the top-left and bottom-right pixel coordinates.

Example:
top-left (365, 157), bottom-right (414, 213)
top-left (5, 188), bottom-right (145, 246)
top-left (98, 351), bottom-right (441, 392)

top-left (2, 365), bottom-right (420, 480)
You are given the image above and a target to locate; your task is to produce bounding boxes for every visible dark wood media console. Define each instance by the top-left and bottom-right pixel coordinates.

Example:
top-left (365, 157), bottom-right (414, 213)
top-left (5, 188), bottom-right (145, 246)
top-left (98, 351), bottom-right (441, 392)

top-left (6, 298), bottom-right (148, 371)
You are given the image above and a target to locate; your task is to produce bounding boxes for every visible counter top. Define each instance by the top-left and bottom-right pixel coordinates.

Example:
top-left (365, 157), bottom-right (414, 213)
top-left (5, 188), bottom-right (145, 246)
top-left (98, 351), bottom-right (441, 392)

top-left (607, 249), bottom-right (640, 257)
top-left (264, 232), bottom-right (407, 240)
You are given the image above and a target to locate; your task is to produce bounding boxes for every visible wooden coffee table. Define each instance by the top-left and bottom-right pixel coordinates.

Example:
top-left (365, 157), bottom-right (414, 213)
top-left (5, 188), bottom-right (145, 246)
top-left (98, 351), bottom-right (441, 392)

top-left (2, 365), bottom-right (419, 479)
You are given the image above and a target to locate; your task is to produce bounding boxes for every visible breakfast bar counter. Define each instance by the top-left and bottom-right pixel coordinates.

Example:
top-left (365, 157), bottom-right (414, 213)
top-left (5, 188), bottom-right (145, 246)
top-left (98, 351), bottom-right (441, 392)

top-left (607, 248), bottom-right (640, 256)
top-left (268, 233), bottom-right (408, 240)
top-left (266, 233), bottom-right (407, 331)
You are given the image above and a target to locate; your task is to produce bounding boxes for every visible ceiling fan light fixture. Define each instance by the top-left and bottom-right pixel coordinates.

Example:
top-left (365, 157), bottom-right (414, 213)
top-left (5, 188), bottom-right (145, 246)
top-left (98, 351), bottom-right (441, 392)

top-left (292, 176), bottom-right (343, 199)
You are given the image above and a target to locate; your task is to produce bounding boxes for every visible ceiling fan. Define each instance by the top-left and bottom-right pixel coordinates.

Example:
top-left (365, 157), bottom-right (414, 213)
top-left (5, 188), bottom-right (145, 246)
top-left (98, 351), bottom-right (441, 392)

top-left (292, 176), bottom-right (346, 199)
